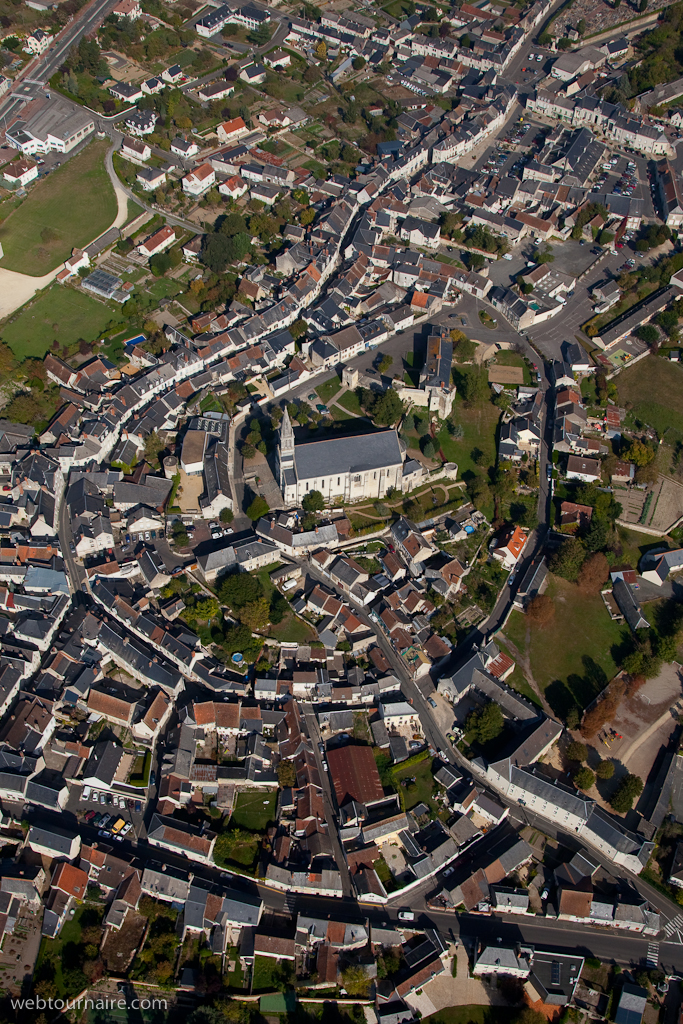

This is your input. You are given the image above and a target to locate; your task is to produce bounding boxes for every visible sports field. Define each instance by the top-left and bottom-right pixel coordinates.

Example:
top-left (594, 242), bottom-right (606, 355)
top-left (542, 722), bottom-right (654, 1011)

top-left (1, 284), bottom-right (121, 359)
top-left (0, 140), bottom-right (116, 275)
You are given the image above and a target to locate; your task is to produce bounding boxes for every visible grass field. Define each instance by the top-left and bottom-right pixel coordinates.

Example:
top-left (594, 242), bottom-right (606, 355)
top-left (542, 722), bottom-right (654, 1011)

top-left (436, 385), bottom-right (501, 481)
top-left (504, 576), bottom-right (629, 718)
top-left (317, 375), bottom-right (342, 403)
top-left (252, 955), bottom-right (284, 992)
top-left (617, 355), bottom-right (683, 441)
top-left (231, 789), bottom-right (277, 831)
top-left (0, 141), bottom-right (116, 275)
top-left (337, 390), bottom-right (363, 415)
top-left (392, 756), bottom-right (437, 814)
top-left (0, 283), bottom-right (122, 359)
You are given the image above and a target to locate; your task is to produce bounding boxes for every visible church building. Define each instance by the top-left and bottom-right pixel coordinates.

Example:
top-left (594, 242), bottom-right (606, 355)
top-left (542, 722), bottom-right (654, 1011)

top-left (277, 408), bottom-right (404, 507)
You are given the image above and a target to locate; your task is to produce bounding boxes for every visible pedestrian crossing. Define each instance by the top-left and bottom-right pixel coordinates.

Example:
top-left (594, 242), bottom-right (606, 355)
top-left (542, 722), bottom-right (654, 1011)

top-left (664, 914), bottom-right (683, 938)
top-left (646, 942), bottom-right (660, 968)
top-left (284, 892), bottom-right (297, 915)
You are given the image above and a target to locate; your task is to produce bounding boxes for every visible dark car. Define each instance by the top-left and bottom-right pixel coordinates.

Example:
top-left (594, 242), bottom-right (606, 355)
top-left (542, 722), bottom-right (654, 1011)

top-left (546, 463), bottom-right (553, 480)
top-left (135, 800), bottom-right (142, 813)
top-left (150, 771), bottom-right (156, 786)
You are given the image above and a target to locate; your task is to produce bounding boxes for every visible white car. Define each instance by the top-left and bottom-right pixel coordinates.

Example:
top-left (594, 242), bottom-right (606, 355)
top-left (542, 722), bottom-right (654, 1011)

top-left (398, 910), bottom-right (415, 922)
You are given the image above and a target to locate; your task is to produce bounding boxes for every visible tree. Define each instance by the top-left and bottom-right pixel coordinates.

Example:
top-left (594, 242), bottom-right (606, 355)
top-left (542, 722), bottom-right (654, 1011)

top-left (577, 17), bottom-right (586, 34)
top-left (577, 552), bottom-right (609, 592)
top-left (302, 489), bottom-right (324, 512)
top-left (249, 21), bottom-right (272, 45)
top-left (315, 40), bottom-right (327, 59)
top-left (624, 437), bottom-right (655, 466)
top-left (466, 701), bottom-right (504, 744)
top-left (574, 767), bottom-right (595, 791)
top-left (534, 243), bottom-right (555, 264)
top-left (457, 366), bottom-right (488, 405)
top-left (290, 319), bottom-right (307, 341)
top-left (526, 594), bottom-right (555, 626)
top-left (368, 388), bottom-right (404, 425)
top-left (277, 758), bottom-right (297, 788)
top-left (378, 354), bottom-right (393, 374)
top-left (566, 740), bottom-right (588, 762)
top-left (220, 508), bottom-right (234, 523)
top-left (341, 965), bottom-right (370, 998)
top-left (246, 495), bottom-right (269, 520)
top-left (352, 56), bottom-right (365, 70)
top-left (422, 438), bottom-right (436, 458)
top-left (610, 773), bottom-right (643, 813)
top-left (549, 538), bottom-right (585, 582)
top-left (242, 443), bottom-right (256, 460)
top-left (219, 572), bottom-right (264, 609)
top-left (143, 431), bottom-right (165, 467)
top-left (240, 598), bottom-right (270, 630)
top-left (596, 759), bottom-right (615, 779)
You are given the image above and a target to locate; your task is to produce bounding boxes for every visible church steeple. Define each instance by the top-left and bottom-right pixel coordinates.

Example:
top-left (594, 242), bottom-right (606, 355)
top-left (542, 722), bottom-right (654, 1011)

top-left (280, 406), bottom-right (294, 457)
top-left (278, 406), bottom-right (295, 491)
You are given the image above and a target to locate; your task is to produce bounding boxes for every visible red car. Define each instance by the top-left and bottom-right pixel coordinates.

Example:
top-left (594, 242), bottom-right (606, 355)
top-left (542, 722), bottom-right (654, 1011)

top-left (84, 810), bottom-right (96, 822)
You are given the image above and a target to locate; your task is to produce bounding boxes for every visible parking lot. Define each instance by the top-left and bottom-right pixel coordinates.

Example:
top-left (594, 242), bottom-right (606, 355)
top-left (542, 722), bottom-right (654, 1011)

top-left (71, 786), bottom-right (145, 844)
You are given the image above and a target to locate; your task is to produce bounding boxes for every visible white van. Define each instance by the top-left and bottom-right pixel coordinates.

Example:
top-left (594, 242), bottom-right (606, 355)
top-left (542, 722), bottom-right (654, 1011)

top-left (82, 786), bottom-right (91, 801)
top-left (398, 910), bottom-right (415, 922)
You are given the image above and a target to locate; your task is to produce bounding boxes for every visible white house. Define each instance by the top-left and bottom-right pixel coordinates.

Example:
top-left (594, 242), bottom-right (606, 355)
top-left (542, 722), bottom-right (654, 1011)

top-left (490, 525), bottom-right (527, 570)
top-left (640, 548), bottom-right (683, 586)
top-left (27, 825), bottom-right (80, 861)
top-left (378, 700), bottom-right (421, 730)
top-left (121, 137), bottom-right (151, 162)
top-left (171, 137), bottom-right (199, 158)
top-left (217, 116), bottom-right (249, 144)
top-left (182, 162), bottom-right (216, 196)
top-left (136, 166), bottom-right (167, 191)
top-left (566, 454), bottom-right (601, 483)
top-left (219, 175), bottom-right (249, 199)
top-left (141, 76), bottom-right (165, 95)
top-left (162, 64), bottom-right (183, 84)
top-left (4, 158), bottom-right (38, 187)
top-left (23, 29), bottom-right (52, 54)
top-left (138, 226), bottom-right (176, 258)
top-left (113, 0), bottom-right (141, 17)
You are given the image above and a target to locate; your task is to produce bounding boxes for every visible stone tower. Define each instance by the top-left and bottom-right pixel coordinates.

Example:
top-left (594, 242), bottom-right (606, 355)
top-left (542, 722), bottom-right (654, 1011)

top-left (278, 406), bottom-right (295, 489)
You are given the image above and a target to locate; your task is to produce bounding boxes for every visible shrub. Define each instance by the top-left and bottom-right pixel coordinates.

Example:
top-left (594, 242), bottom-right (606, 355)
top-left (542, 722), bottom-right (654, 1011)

top-left (574, 767), bottom-right (595, 791)
top-left (566, 740), bottom-right (588, 762)
top-left (610, 773), bottom-right (643, 813)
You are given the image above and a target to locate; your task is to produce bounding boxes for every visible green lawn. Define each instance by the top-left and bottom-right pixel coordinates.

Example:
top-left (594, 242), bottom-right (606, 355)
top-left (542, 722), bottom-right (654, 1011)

top-left (317, 375), bottom-right (342, 403)
top-left (0, 283), bottom-right (122, 359)
top-left (253, 565), bottom-right (317, 644)
top-left (503, 576), bottom-right (629, 719)
top-left (303, 159), bottom-right (328, 177)
top-left (617, 355), bottom-right (683, 441)
top-left (437, 387), bottom-right (501, 481)
top-left (336, 390), bottom-right (363, 415)
top-left (392, 755), bottom-right (437, 814)
top-left (231, 789), bottom-right (277, 831)
top-left (35, 903), bottom-right (104, 998)
top-left (0, 140), bottom-right (117, 275)
top-left (252, 955), bottom-right (283, 992)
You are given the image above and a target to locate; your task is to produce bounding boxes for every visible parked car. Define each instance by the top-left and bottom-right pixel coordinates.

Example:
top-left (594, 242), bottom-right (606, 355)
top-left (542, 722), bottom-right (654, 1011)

top-left (150, 771), bottom-right (156, 786)
top-left (135, 801), bottom-right (142, 813)
top-left (398, 910), bottom-right (415, 922)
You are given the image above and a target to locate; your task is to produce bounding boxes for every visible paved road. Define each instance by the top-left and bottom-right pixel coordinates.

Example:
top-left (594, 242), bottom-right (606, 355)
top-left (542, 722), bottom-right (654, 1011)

top-left (0, 0), bottom-right (119, 125)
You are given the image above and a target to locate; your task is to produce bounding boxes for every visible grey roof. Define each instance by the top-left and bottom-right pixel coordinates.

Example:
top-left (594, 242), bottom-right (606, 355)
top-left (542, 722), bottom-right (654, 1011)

top-left (615, 984), bottom-right (647, 1024)
top-left (294, 430), bottom-right (402, 481)
top-left (28, 824), bottom-right (76, 855)
top-left (511, 766), bottom-right (592, 821)
top-left (585, 807), bottom-right (650, 860)
top-left (613, 577), bottom-right (649, 630)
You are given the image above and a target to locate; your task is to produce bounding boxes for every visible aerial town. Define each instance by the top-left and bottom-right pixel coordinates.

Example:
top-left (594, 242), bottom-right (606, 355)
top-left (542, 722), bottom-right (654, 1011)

top-left (4, 0), bottom-right (683, 1020)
